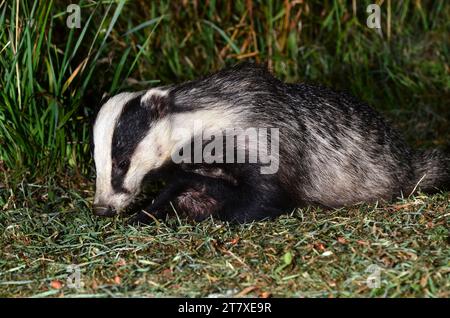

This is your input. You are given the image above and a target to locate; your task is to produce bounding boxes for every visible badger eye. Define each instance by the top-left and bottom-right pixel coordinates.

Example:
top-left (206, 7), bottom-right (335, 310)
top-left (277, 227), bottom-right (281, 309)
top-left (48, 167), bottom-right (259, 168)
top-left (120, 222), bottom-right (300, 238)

top-left (117, 159), bottom-right (129, 170)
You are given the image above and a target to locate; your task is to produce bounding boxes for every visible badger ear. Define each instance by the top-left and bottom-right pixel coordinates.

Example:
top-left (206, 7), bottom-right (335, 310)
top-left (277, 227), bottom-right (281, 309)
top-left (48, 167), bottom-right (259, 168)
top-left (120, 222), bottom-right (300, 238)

top-left (140, 89), bottom-right (171, 119)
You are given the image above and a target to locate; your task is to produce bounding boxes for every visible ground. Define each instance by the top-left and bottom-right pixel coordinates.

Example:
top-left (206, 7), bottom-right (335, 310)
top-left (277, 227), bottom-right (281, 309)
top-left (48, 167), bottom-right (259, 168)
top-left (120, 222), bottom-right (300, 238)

top-left (1, 184), bottom-right (448, 297)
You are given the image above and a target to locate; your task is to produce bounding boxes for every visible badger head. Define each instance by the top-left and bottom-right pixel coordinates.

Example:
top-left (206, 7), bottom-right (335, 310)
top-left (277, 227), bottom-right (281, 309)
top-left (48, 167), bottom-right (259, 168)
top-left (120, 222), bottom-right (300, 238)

top-left (92, 86), bottom-right (242, 217)
top-left (92, 89), bottom-right (173, 217)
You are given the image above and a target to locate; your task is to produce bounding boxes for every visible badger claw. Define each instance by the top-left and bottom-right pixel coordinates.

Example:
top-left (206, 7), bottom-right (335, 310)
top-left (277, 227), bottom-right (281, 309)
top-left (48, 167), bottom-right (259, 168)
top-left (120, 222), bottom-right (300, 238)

top-left (127, 211), bottom-right (153, 225)
top-left (127, 210), bottom-right (165, 226)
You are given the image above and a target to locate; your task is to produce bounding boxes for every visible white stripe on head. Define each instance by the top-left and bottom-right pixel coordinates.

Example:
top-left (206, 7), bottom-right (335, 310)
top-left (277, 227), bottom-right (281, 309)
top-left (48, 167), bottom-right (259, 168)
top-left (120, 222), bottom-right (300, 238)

top-left (93, 92), bottom-right (141, 206)
top-left (123, 108), bottom-right (243, 193)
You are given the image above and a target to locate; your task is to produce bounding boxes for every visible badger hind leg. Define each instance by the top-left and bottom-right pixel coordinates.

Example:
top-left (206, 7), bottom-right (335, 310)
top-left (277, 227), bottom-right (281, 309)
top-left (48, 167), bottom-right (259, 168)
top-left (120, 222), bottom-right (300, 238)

top-left (412, 149), bottom-right (450, 193)
top-left (174, 186), bottom-right (224, 221)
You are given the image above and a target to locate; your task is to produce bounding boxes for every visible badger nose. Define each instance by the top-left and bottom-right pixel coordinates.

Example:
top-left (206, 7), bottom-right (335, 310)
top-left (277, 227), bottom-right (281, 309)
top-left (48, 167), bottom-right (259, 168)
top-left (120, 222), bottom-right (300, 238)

top-left (93, 204), bottom-right (117, 217)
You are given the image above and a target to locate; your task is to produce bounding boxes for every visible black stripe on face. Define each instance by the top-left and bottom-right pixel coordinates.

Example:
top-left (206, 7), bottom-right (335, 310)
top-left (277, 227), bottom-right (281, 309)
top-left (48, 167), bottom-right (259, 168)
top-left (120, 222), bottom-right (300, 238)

top-left (110, 93), bottom-right (152, 193)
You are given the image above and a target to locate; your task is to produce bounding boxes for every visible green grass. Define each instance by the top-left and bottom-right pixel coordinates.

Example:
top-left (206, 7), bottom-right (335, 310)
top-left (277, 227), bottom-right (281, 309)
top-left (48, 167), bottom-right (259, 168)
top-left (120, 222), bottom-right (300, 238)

top-left (1, 183), bottom-right (449, 297)
top-left (1, 0), bottom-right (449, 176)
top-left (0, 0), bottom-right (449, 297)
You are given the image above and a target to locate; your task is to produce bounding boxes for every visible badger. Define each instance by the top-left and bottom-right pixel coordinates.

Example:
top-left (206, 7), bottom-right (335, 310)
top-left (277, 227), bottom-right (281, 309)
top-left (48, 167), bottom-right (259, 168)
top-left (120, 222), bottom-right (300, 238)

top-left (92, 63), bottom-right (449, 224)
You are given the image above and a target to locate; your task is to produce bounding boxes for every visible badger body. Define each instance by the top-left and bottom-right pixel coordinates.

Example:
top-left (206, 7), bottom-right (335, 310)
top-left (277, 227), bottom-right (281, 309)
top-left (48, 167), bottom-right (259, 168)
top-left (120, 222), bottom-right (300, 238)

top-left (92, 63), bottom-right (449, 223)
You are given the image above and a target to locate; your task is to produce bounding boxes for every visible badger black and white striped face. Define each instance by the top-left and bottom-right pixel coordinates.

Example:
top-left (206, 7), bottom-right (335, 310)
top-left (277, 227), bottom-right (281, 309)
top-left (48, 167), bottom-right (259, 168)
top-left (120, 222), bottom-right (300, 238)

top-left (92, 89), bottom-right (173, 216)
top-left (92, 86), bottom-right (245, 217)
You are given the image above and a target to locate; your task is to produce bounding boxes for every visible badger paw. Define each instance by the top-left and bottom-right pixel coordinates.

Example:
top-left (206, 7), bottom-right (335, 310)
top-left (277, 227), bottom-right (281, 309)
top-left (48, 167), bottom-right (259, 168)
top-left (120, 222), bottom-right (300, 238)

top-left (127, 210), bottom-right (161, 226)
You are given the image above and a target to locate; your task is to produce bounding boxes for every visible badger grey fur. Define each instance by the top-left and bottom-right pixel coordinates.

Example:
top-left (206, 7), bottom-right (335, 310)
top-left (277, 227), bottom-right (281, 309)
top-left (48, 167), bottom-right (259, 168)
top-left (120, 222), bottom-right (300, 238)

top-left (92, 63), bottom-right (449, 223)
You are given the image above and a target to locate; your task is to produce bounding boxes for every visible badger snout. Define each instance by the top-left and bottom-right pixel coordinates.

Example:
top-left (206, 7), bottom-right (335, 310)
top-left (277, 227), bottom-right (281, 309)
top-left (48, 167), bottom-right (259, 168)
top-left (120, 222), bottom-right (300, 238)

top-left (92, 204), bottom-right (117, 217)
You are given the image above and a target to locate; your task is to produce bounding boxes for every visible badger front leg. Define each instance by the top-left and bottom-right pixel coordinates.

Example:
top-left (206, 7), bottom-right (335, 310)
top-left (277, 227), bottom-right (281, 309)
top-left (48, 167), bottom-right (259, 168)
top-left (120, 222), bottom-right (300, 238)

top-left (128, 170), bottom-right (293, 225)
top-left (127, 178), bottom-right (187, 224)
top-left (128, 171), bottom-right (235, 224)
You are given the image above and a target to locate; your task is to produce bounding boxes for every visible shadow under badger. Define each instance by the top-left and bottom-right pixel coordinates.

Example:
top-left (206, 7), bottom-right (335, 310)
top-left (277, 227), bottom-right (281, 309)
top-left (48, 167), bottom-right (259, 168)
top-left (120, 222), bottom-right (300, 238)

top-left (92, 63), bottom-right (449, 223)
